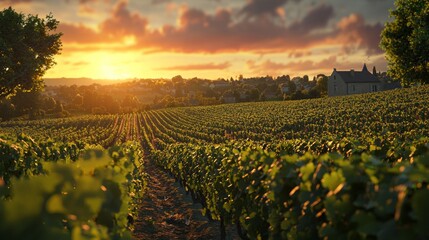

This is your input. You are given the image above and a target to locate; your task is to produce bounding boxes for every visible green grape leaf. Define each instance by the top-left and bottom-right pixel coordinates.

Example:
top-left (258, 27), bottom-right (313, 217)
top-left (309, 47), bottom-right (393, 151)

top-left (322, 170), bottom-right (345, 191)
top-left (351, 211), bottom-right (381, 235)
top-left (47, 194), bottom-right (65, 214)
top-left (300, 162), bottom-right (315, 182)
top-left (412, 189), bottom-right (429, 235)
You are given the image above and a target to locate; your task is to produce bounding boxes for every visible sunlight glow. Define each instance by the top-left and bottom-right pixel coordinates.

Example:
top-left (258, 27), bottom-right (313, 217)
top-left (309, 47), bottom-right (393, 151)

top-left (98, 63), bottom-right (131, 80)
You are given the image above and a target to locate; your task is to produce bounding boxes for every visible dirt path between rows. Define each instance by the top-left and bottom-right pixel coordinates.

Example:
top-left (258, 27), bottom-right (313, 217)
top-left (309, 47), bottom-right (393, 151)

top-left (133, 158), bottom-right (239, 240)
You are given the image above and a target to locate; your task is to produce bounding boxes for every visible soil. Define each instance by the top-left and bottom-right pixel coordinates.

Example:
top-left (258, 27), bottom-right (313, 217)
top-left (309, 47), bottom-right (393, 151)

top-left (132, 158), bottom-right (239, 240)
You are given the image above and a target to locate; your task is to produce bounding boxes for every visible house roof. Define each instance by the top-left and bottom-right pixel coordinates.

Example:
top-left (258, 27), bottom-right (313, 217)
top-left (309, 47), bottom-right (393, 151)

top-left (335, 64), bottom-right (380, 83)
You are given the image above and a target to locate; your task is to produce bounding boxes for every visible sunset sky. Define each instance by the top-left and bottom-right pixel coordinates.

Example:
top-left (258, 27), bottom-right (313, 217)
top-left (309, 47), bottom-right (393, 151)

top-left (2, 0), bottom-right (394, 80)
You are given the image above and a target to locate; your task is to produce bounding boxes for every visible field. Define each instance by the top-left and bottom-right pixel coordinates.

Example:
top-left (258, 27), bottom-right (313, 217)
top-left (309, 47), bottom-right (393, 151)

top-left (1, 86), bottom-right (429, 239)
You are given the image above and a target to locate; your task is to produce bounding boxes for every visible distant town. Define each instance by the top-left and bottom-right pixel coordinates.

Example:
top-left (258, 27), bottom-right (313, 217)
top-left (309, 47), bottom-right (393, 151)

top-left (0, 65), bottom-right (400, 121)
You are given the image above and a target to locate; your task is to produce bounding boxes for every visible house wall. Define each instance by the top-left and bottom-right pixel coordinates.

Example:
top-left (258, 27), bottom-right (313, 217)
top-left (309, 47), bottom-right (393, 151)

top-left (328, 72), bottom-right (347, 96)
top-left (347, 83), bottom-right (383, 95)
top-left (328, 71), bottom-right (383, 96)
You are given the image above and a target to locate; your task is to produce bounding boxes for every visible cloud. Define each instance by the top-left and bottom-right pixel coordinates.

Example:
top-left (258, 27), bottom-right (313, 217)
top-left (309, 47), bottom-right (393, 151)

top-left (141, 8), bottom-right (237, 52)
top-left (240, 0), bottom-right (290, 18)
top-left (59, 0), bottom-right (148, 44)
top-left (288, 50), bottom-right (311, 58)
top-left (156, 62), bottom-right (231, 71)
top-left (77, 0), bottom-right (111, 4)
top-left (58, 23), bottom-right (107, 43)
top-left (141, 4), bottom-right (335, 53)
top-left (78, 0), bottom-right (96, 3)
top-left (246, 59), bottom-right (288, 76)
top-left (246, 56), bottom-right (351, 76)
top-left (281, 55), bottom-right (386, 73)
top-left (336, 14), bottom-right (384, 54)
top-left (58, 2), bottom-right (336, 53)
top-left (76, 0), bottom-right (110, 13)
top-left (57, 1), bottom-right (382, 57)
top-left (2, 0), bottom-right (32, 3)
top-left (288, 4), bottom-right (334, 35)
top-left (151, 0), bottom-right (170, 4)
top-left (285, 56), bottom-right (338, 72)
top-left (64, 60), bottom-right (88, 66)
top-left (100, 0), bottom-right (148, 37)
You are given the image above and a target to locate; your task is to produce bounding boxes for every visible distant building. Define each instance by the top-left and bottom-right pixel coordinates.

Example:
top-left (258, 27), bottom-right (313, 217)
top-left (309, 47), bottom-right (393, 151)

top-left (291, 76), bottom-right (315, 91)
top-left (221, 91), bottom-right (236, 104)
top-left (209, 80), bottom-right (230, 89)
top-left (328, 64), bottom-right (400, 97)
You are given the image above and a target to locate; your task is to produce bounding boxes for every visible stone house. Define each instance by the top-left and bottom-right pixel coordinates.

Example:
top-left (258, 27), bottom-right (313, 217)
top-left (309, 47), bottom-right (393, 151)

top-left (328, 64), bottom-right (382, 97)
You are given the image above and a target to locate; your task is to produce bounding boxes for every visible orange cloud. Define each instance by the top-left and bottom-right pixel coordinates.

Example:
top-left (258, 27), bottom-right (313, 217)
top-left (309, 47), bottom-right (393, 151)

top-left (141, 4), bottom-right (335, 53)
top-left (285, 56), bottom-right (338, 72)
top-left (246, 56), bottom-right (361, 76)
top-left (247, 60), bottom-right (288, 74)
top-left (58, 23), bottom-right (107, 43)
top-left (56, 1), bottom-right (383, 57)
top-left (100, 0), bottom-right (148, 38)
top-left (58, 2), bottom-right (335, 53)
top-left (156, 62), bottom-right (231, 71)
top-left (59, 0), bottom-right (147, 45)
top-left (2, 0), bottom-right (31, 3)
top-left (336, 13), bottom-right (384, 54)
top-left (288, 50), bottom-right (311, 58)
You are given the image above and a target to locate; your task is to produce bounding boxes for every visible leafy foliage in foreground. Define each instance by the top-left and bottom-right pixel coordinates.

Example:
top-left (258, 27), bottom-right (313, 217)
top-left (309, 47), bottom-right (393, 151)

top-left (152, 140), bottom-right (429, 240)
top-left (0, 136), bottom-right (145, 240)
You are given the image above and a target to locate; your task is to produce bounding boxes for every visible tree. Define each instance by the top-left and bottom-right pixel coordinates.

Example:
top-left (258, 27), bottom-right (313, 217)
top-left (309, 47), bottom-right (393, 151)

top-left (72, 94), bottom-right (83, 107)
top-left (0, 99), bottom-right (15, 120)
top-left (43, 96), bottom-right (57, 110)
top-left (288, 81), bottom-right (297, 93)
top-left (303, 75), bottom-right (309, 82)
top-left (316, 75), bottom-right (328, 96)
top-left (11, 90), bottom-right (41, 114)
top-left (54, 101), bottom-right (64, 113)
top-left (380, 0), bottom-right (429, 86)
top-left (172, 75), bottom-right (184, 84)
top-left (0, 7), bottom-right (62, 98)
top-left (246, 88), bottom-right (260, 101)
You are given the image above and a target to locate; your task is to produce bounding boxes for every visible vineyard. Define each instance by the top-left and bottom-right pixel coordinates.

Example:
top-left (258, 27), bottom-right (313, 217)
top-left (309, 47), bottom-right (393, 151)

top-left (1, 85), bottom-right (429, 239)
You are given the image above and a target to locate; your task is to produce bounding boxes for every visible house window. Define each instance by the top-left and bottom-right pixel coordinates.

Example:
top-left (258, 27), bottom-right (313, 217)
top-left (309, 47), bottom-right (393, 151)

top-left (334, 84), bottom-right (337, 93)
top-left (352, 85), bottom-right (356, 92)
top-left (334, 75), bottom-right (336, 80)
top-left (371, 85), bottom-right (378, 92)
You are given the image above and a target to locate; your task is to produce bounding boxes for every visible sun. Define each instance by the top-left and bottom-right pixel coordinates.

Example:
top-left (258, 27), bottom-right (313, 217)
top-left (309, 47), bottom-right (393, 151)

top-left (98, 64), bottom-right (130, 80)
top-left (97, 56), bottom-right (132, 80)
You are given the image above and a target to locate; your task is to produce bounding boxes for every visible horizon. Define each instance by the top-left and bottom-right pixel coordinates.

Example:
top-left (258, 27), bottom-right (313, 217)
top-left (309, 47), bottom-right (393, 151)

top-left (43, 62), bottom-right (379, 84)
top-left (2, 0), bottom-right (393, 80)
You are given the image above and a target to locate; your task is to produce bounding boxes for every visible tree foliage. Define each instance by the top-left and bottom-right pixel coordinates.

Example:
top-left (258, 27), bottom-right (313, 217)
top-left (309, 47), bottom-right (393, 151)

top-left (0, 7), bottom-right (62, 98)
top-left (380, 0), bottom-right (429, 86)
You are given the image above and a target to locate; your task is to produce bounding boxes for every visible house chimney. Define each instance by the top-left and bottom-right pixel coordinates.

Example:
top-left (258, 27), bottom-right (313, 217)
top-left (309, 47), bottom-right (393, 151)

top-left (334, 68), bottom-right (337, 71)
top-left (351, 69), bottom-right (355, 77)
